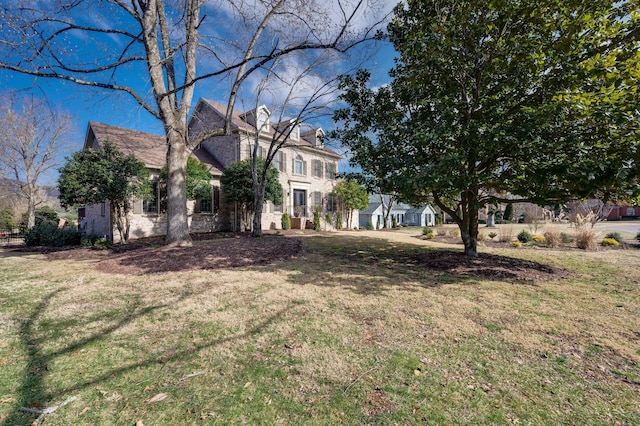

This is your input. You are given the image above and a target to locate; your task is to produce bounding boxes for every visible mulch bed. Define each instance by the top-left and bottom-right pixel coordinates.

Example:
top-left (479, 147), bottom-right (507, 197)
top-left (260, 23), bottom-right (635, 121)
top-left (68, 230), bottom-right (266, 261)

top-left (7, 231), bottom-right (572, 281)
top-left (407, 250), bottom-right (566, 282)
top-left (93, 233), bottom-right (305, 275)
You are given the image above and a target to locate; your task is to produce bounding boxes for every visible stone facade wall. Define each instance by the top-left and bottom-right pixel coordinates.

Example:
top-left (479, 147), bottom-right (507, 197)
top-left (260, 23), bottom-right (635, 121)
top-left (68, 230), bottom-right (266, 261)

top-left (111, 193), bottom-right (233, 243)
top-left (202, 135), bottom-right (238, 166)
top-left (84, 202), bottom-right (112, 237)
top-left (234, 134), bottom-right (342, 230)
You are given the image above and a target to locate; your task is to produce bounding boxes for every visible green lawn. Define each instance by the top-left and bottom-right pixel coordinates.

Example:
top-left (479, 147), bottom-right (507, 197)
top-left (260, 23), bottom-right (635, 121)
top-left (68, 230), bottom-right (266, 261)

top-left (1, 231), bottom-right (639, 425)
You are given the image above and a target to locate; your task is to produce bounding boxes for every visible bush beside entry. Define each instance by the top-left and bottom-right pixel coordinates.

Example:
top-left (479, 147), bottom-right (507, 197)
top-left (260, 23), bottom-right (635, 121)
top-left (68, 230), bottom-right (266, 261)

top-left (281, 213), bottom-right (291, 230)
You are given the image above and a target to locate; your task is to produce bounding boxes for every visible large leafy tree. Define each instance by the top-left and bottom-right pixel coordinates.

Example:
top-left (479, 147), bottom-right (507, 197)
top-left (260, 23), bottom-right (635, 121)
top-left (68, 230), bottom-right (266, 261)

top-left (332, 179), bottom-right (368, 229)
top-left (334, 0), bottom-right (640, 256)
top-left (58, 142), bottom-right (150, 243)
top-left (0, 0), bottom-right (387, 246)
top-left (221, 158), bottom-right (283, 231)
top-left (329, 88), bottom-right (404, 229)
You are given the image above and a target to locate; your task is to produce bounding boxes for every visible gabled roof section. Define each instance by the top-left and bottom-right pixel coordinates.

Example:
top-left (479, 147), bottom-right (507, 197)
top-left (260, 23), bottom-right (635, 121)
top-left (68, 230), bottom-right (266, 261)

top-left (191, 145), bottom-right (225, 176)
top-left (85, 121), bottom-right (224, 176)
top-left (195, 97), bottom-right (341, 159)
top-left (301, 128), bottom-right (325, 146)
top-left (406, 205), bottom-right (435, 215)
top-left (87, 121), bottom-right (166, 169)
top-left (196, 99), bottom-right (244, 132)
top-left (240, 105), bottom-right (271, 132)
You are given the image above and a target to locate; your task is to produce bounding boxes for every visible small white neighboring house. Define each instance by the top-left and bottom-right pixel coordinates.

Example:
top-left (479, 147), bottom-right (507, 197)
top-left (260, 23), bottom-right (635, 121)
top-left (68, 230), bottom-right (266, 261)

top-left (359, 194), bottom-right (436, 229)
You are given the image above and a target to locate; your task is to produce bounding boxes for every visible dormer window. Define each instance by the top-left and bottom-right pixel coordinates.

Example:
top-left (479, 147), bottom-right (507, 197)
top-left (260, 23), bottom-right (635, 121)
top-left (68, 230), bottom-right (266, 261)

top-left (300, 127), bottom-right (324, 146)
top-left (314, 128), bottom-right (325, 146)
top-left (241, 105), bottom-right (271, 132)
top-left (257, 109), bottom-right (269, 132)
top-left (277, 118), bottom-right (299, 141)
top-left (290, 124), bottom-right (300, 141)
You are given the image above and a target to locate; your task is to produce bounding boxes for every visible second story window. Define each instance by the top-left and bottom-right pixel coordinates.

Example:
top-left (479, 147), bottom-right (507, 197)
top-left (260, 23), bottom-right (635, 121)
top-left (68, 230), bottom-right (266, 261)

top-left (312, 159), bottom-right (323, 178)
top-left (250, 144), bottom-right (265, 159)
top-left (326, 162), bottom-right (337, 179)
top-left (273, 151), bottom-right (285, 172)
top-left (293, 155), bottom-right (306, 176)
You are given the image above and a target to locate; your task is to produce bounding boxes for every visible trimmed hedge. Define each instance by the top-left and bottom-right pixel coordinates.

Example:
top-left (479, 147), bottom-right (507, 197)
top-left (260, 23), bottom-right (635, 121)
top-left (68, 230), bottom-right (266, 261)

top-left (24, 224), bottom-right (82, 247)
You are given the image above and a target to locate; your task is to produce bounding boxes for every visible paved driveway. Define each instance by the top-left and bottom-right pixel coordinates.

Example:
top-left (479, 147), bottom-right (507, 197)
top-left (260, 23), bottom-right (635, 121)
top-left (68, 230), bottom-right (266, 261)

top-left (595, 221), bottom-right (640, 235)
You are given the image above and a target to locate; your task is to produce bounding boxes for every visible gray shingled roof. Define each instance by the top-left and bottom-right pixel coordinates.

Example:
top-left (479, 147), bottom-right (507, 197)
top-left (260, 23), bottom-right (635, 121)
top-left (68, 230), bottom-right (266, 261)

top-left (199, 98), bottom-right (341, 159)
top-left (87, 122), bottom-right (224, 175)
top-left (363, 194), bottom-right (433, 215)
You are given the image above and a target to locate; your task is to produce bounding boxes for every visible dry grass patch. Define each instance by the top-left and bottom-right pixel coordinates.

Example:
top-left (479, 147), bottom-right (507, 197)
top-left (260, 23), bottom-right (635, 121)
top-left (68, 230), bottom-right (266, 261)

top-left (1, 233), bottom-right (639, 425)
top-left (576, 228), bottom-right (599, 250)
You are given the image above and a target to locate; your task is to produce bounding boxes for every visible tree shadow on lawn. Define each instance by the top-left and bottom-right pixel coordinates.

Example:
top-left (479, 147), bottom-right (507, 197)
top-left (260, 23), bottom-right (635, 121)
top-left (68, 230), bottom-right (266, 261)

top-left (278, 235), bottom-right (567, 296)
top-left (4, 282), bottom-right (295, 425)
top-left (38, 232), bottom-right (566, 295)
top-left (55, 234), bottom-right (306, 275)
top-left (68, 233), bottom-right (567, 291)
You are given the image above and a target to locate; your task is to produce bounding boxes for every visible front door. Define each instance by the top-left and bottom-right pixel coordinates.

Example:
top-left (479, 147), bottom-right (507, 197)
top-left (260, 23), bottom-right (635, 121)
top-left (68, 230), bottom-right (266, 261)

top-left (293, 189), bottom-right (307, 217)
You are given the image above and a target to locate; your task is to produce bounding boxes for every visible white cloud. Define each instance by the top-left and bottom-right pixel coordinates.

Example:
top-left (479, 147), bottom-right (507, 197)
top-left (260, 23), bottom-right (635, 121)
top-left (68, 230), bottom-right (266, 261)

top-left (237, 53), bottom-right (341, 121)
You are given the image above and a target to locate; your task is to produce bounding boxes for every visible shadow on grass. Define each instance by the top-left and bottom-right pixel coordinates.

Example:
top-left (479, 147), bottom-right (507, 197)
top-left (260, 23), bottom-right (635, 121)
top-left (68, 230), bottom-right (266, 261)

top-left (91, 234), bottom-right (304, 275)
top-left (276, 235), bottom-right (564, 295)
top-left (77, 232), bottom-right (563, 291)
top-left (4, 283), bottom-right (293, 425)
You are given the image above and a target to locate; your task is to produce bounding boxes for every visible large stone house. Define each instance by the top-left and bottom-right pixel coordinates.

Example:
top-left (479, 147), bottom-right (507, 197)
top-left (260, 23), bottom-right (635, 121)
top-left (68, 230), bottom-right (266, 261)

top-left (80, 98), bottom-right (347, 241)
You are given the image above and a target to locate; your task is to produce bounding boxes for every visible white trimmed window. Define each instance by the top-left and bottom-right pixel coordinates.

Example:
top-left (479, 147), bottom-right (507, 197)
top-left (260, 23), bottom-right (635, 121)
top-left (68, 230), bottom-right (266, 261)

top-left (293, 155), bottom-right (306, 175)
top-left (257, 110), bottom-right (269, 132)
top-left (290, 125), bottom-right (300, 141)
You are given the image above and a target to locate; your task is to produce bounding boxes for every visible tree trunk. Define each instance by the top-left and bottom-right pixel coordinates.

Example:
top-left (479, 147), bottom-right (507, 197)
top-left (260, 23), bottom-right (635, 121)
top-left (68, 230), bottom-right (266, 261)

top-left (459, 192), bottom-right (479, 257)
top-left (433, 190), bottom-right (480, 257)
top-left (486, 211), bottom-right (495, 227)
top-left (164, 134), bottom-right (191, 246)
top-left (26, 197), bottom-right (36, 229)
top-left (111, 202), bottom-right (130, 244)
top-left (251, 163), bottom-right (266, 237)
top-left (252, 191), bottom-right (265, 237)
top-left (380, 194), bottom-right (392, 229)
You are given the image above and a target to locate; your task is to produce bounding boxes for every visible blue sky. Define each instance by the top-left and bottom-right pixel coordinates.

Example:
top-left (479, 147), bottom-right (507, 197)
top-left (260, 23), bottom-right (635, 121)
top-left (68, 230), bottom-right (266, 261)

top-left (0, 1), bottom-right (398, 184)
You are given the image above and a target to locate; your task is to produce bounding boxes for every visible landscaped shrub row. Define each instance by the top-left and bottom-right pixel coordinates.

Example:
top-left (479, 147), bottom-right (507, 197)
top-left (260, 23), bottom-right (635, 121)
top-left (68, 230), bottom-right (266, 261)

top-left (24, 224), bottom-right (81, 247)
top-left (81, 234), bottom-right (113, 249)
